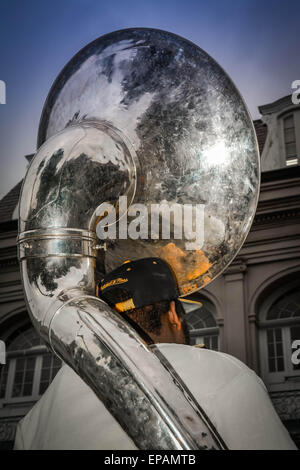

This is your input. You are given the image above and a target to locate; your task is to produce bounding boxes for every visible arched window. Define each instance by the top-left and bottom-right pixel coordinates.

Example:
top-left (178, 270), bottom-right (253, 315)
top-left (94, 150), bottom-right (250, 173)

top-left (0, 327), bottom-right (61, 404)
top-left (259, 280), bottom-right (300, 392)
top-left (182, 296), bottom-right (219, 350)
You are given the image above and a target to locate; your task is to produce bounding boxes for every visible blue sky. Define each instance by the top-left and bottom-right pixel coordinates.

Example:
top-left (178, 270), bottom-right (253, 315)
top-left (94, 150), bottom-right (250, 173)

top-left (0, 0), bottom-right (299, 198)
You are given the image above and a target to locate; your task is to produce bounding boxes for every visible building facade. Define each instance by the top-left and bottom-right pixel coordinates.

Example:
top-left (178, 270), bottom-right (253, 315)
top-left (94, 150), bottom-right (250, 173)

top-left (0, 94), bottom-right (299, 449)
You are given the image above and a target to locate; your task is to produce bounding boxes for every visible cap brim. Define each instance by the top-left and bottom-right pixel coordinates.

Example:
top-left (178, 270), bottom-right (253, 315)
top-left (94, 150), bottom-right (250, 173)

top-left (179, 298), bottom-right (203, 307)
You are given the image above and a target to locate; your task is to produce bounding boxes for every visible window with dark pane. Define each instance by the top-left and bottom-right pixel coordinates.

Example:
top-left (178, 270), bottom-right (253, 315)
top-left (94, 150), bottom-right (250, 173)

top-left (185, 305), bottom-right (217, 330)
top-left (267, 328), bottom-right (284, 372)
top-left (204, 335), bottom-right (219, 351)
top-left (12, 356), bottom-right (36, 397)
top-left (0, 327), bottom-right (62, 404)
top-left (39, 354), bottom-right (62, 395)
top-left (0, 362), bottom-right (9, 399)
top-left (284, 114), bottom-right (298, 166)
top-left (182, 297), bottom-right (219, 350)
top-left (8, 328), bottom-right (44, 351)
top-left (267, 288), bottom-right (300, 320)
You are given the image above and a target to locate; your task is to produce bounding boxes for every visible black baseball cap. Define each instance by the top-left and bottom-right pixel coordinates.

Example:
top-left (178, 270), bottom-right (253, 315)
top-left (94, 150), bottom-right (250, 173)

top-left (97, 257), bottom-right (203, 313)
top-left (98, 257), bottom-right (179, 312)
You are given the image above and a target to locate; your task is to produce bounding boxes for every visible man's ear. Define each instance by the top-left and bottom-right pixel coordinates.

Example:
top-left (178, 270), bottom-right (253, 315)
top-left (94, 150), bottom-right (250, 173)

top-left (167, 301), bottom-right (182, 331)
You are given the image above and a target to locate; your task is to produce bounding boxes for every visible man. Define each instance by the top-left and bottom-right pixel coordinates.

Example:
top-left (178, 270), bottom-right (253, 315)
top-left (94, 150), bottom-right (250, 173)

top-left (14, 258), bottom-right (296, 450)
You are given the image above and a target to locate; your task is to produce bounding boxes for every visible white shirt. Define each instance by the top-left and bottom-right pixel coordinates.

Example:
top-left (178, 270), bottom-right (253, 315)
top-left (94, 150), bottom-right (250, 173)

top-left (14, 344), bottom-right (297, 450)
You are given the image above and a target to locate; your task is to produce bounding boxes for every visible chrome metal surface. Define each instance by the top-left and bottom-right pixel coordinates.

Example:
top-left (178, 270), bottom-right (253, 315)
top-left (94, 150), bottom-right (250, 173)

top-left (17, 87), bottom-right (226, 451)
top-left (18, 28), bottom-right (259, 450)
top-left (37, 28), bottom-right (260, 294)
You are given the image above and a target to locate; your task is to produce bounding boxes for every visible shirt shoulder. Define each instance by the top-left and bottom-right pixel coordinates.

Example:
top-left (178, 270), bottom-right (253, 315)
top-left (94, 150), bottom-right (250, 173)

top-left (15, 364), bottom-right (136, 450)
top-left (156, 343), bottom-right (267, 395)
top-left (156, 344), bottom-right (296, 450)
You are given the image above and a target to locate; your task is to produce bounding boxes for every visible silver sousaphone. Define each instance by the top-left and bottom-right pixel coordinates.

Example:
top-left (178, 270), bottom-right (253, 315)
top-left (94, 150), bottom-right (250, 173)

top-left (18, 28), bottom-right (260, 449)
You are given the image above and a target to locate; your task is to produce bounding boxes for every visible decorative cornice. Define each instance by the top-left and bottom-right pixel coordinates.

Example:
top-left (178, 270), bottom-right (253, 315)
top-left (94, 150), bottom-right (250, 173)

top-left (253, 209), bottom-right (300, 226)
top-left (259, 94), bottom-right (295, 115)
top-left (0, 257), bottom-right (19, 270)
top-left (256, 196), bottom-right (300, 214)
top-left (0, 246), bottom-right (17, 257)
top-left (223, 260), bottom-right (247, 275)
top-left (261, 171), bottom-right (300, 189)
top-left (0, 220), bottom-right (18, 234)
